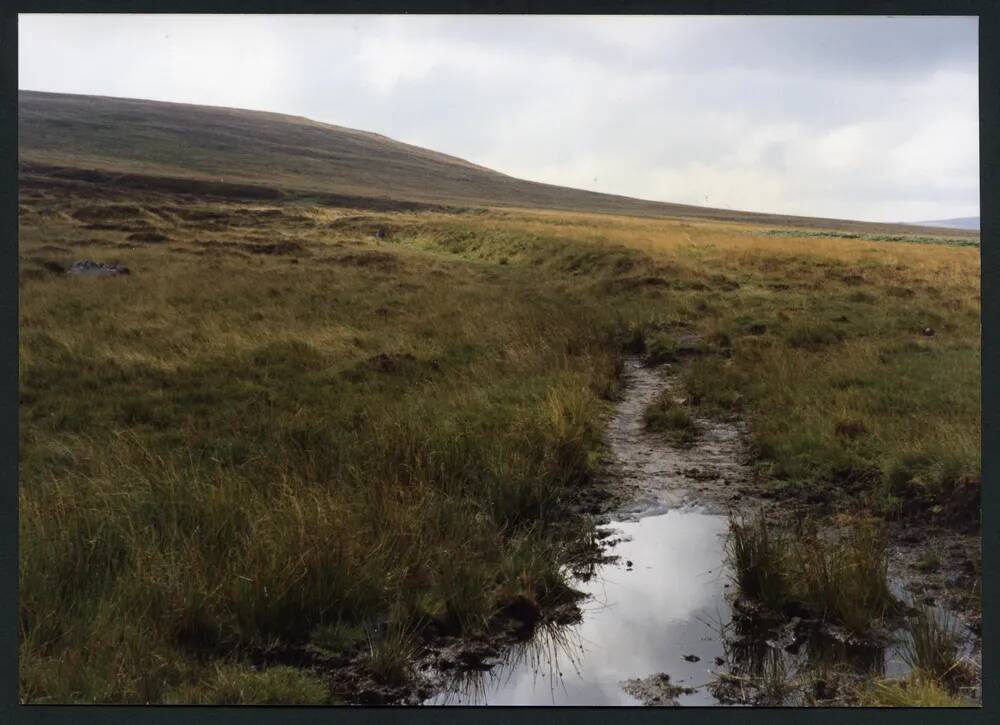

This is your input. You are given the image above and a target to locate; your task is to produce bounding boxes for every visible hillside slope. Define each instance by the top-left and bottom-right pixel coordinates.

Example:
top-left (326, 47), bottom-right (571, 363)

top-left (909, 216), bottom-right (980, 231)
top-left (19, 90), bottom-right (975, 238)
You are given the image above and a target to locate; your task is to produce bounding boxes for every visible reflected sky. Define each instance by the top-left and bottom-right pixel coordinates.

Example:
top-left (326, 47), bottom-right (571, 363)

top-left (428, 507), bottom-right (733, 705)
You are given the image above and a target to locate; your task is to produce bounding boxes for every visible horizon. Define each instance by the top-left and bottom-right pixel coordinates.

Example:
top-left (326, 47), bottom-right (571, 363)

top-left (18, 14), bottom-right (981, 224)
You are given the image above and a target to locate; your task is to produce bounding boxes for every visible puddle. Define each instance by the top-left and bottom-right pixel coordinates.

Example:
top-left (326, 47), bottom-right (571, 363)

top-left (423, 357), bottom-right (974, 706)
top-left (427, 507), bottom-right (732, 705)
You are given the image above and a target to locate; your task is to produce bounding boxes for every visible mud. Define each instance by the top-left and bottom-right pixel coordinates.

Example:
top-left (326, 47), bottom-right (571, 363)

top-left (622, 673), bottom-right (696, 706)
top-left (590, 357), bottom-right (754, 521)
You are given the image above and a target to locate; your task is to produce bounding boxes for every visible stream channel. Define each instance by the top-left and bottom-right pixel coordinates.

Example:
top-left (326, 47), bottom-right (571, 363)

top-left (424, 357), bottom-right (961, 706)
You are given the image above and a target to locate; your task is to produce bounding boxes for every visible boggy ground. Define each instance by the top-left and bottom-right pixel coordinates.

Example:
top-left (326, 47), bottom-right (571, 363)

top-left (610, 358), bottom-right (980, 706)
top-left (18, 176), bottom-right (980, 704)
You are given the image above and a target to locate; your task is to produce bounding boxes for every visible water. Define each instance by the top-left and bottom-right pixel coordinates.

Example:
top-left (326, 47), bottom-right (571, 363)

top-left (429, 507), bottom-right (733, 705)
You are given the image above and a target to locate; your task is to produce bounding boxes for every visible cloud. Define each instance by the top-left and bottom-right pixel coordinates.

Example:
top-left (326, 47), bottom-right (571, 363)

top-left (18, 14), bottom-right (979, 222)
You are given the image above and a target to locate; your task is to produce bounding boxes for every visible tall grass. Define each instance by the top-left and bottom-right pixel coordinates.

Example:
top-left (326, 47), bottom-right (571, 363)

top-left (727, 513), bottom-right (895, 634)
top-left (788, 519), bottom-right (894, 634)
top-left (18, 203), bottom-right (641, 702)
top-left (727, 514), bottom-right (789, 611)
top-left (901, 603), bottom-right (963, 682)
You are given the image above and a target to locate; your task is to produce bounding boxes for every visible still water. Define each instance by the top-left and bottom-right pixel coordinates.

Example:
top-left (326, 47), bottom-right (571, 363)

top-left (428, 507), bottom-right (734, 705)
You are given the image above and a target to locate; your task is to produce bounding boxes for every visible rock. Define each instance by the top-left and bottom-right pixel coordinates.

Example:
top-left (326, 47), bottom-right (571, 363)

top-left (66, 260), bottom-right (130, 277)
top-left (922, 327), bottom-right (935, 336)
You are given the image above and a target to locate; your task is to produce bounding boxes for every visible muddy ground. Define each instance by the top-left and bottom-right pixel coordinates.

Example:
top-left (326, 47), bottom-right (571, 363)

top-left (585, 357), bottom-right (982, 706)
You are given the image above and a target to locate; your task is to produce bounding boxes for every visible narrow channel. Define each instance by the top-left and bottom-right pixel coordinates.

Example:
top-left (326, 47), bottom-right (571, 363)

top-left (425, 358), bottom-right (933, 706)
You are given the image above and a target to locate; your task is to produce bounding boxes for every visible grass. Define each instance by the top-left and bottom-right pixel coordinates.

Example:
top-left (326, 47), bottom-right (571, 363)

top-left (165, 665), bottom-right (332, 705)
top-left (364, 624), bottom-right (419, 688)
top-left (901, 603), bottom-right (964, 682)
top-left (19, 197), bottom-right (632, 703)
top-left (18, 173), bottom-right (980, 702)
top-left (855, 604), bottom-right (975, 707)
top-left (642, 390), bottom-right (699, 446)
top-left (727, 513), bottom-right (896, 634)
top-left (858, 675), bottom-right (971, 707)
top-left (761, 228), bottom-right (979, 248)
top-left (727, 513), bottom-right (790, 611)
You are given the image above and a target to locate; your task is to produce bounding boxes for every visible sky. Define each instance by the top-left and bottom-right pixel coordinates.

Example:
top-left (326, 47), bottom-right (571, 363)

top-left (19, 14), bottom-right (979, 223)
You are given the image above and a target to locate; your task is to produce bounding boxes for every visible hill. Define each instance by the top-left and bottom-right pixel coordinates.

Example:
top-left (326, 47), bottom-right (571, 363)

top-left (18, 90), bottom-right (976, 239)
top-left (907, 216), bottom-right (980, 231)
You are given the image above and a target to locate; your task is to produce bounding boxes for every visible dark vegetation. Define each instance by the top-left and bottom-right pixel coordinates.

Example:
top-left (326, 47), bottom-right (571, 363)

top-left (728, 513), bottom-right (896, 636)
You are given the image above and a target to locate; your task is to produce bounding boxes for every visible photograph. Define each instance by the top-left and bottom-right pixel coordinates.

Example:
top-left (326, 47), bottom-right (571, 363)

top-left (16, 13), bottom-right (982, 707)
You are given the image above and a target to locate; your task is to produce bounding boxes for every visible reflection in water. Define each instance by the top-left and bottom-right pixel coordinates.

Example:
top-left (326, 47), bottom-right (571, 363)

top-left (432, 622), bottom-right (588, 705)
top-left (715, 608), bottom-right (895, 705)
top-left (428, 508), bottom-right (735, 705)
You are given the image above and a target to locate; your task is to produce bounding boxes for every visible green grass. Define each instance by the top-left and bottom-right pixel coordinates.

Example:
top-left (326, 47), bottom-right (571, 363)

top-left (727, 514), bottom-right (896, 634)
top-left (762, 228), bottom-right (979, 248)
top-left (727, 513), bottom-right (790, 611)
top-left (642, 390), bottom-right (699, 446)
top-left (165, 665), bottom-right (332, 705)
top-left (364, 624), bottom-right (419, 688)
top-left (857, 605), bottom-right (974, 708)
top-left (901, 603), bottom-right (964, 683)
top-left (19, 201), bottom-right (636, 702)
top-left (858, 675), bottom-right (972, 707)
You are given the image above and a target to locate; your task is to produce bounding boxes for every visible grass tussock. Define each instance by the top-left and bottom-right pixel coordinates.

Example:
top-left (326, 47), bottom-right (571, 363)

top-left (364, 624), bottom-right (419, 688)
top-left (901, 603), bottom-right (965, 683)
top-left (728, 513), bottom-right (790, 611)
top-left (642, 390), bottom-right (699, 446)
top-left (727, 513), bottom-right (895, 634)
top-left (856, 604), bottom-right (975, 707)
top-left (858, 675), bottom-right (971, 707)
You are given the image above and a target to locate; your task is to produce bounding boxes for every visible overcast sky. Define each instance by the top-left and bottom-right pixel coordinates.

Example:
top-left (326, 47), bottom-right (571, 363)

top-left (19, 14), bottom-right (979, 223)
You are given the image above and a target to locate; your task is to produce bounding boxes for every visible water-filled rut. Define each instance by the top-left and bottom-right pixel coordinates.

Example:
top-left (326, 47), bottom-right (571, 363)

top-left (424, 357), bottom-right (952, 706)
